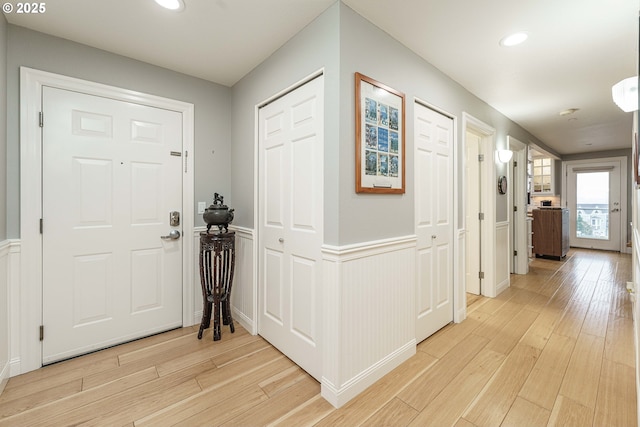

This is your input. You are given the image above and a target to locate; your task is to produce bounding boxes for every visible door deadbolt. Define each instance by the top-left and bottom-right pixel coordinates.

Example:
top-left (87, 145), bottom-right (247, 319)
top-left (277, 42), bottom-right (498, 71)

top-left (170, 211), bottom-right (180, 226)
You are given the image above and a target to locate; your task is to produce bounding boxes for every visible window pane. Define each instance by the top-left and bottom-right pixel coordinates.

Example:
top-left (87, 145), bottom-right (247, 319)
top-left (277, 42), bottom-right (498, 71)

top-left (576, 172), bottom-right (609, 240)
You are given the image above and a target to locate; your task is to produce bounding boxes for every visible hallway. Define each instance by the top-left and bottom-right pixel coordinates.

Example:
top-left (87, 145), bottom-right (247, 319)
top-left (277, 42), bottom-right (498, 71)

top-left (0, 249), bottom-right (636, 426)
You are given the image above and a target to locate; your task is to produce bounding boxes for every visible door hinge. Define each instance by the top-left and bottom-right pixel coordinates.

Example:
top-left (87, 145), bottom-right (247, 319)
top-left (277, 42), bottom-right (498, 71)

top-left (479, 271), bottom-right (485, 279)
top-left (478, 212), bottom-right (484, 220)
top-left (39, 325), bottom-right (44, 341)
top-left (514, 161), bottom-right (518, 167)
top-left (514, 250), bottom-right (518, 256)
top-left (39, 112), bottom-right (43, 128)
top-left (39, 218), bottom-right (43, 234)
top-left (184, 150), bottom-right (188, 173)
top-left (514, 205), bottom-right (518, 212)
top-left (478, 154), bottom-right (484, 162)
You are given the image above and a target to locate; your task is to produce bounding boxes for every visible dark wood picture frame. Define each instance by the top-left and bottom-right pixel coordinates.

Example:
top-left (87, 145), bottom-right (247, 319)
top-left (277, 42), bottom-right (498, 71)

top-left (355, 72), bottom-right (406, 194)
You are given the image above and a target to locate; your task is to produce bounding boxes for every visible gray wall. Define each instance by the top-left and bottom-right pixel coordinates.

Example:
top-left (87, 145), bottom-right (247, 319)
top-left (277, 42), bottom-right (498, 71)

top-left (6, 25), bottom-right (232, 238)
top-left (0, 15), bottom-right (6, 241)
top-left (337, 4), bottom-right (550, 240)
top-left (230, 2), bottom-right (557, 245)
top-left (230, 2), bottom-right (341, 241)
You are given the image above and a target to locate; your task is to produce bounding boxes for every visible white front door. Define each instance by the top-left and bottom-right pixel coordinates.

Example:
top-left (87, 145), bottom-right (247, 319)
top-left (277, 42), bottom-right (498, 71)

top-left (42, 87), bottom-right (183, 364)
top-left (258, 76), bottom-right (324, 380)
top-left (414, 103), bottom-right (454, 342)
top-left (465, 131), bottom-right (482, 295)
top-left (566, 160), bottom-right (623, 251)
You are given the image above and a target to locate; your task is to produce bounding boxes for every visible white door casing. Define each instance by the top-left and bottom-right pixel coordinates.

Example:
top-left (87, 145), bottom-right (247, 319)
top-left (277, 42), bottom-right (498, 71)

top-left (19, 67), bottom-right (194, 374)
top-left (42, 87), bottom-right (183, 363)
top-left (465, 131), bottom-right (481, 295)
top-left (414, 102), bottom-right (454, 342)
top-left (564, 158), bottom-right (626, 252)
top-left (463, 113), bottom-right (497, 297)
top-left (508, 136), bottom-right (528, 275)
top-left (258, 75), bottom-right (324, 380)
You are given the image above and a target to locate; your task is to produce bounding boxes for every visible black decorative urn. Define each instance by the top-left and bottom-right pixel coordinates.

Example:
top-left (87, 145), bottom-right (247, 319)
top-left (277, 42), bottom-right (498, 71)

top-left (203, 193), bottom-right (234, 232)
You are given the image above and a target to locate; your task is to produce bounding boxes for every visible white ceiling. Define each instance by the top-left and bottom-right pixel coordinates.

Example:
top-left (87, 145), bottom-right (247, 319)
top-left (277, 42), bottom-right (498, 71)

top-left (5, 0), bottom-right (638, 156)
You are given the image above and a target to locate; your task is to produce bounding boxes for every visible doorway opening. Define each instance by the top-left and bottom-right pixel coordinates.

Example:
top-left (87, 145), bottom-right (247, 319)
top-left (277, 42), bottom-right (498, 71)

top-left (463, 113), bottom-right (496, 297)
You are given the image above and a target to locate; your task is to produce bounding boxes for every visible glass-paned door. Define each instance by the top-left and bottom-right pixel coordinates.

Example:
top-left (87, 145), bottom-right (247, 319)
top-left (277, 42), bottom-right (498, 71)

top-left (566, 161), bottom-right (621, 251)
top-left (576, 172), bottom-right (609, 240)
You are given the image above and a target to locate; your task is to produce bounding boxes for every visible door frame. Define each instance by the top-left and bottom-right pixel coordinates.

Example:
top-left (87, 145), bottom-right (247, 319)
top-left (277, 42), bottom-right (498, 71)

top-left (462, 113), bottom-right (498, 297)
top-left (508, 136), bottom-right (528, 274)
top-left (413, 99), bottom-right (459, 328)
top-left (561, 157), bottom-right (628, 253)
top-left (18, 67), bottom-right (195, 374)
top-left (252, 69), bottom-right (324, 347)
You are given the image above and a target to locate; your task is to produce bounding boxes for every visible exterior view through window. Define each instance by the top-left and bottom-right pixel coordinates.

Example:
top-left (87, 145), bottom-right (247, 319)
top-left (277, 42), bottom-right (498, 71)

top-left (575, 171), bottom-right (609, 240)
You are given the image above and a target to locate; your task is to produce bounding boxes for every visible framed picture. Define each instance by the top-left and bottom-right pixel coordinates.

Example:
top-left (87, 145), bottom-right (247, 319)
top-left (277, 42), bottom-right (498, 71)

top-left (355, 72), bottom-right (405, 193)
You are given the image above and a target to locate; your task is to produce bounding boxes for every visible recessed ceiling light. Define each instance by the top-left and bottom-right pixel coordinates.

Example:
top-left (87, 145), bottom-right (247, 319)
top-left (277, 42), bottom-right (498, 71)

top-left (499, 32), bottom-right (528, 47)
top-left (154, 0), bottom-right (185, 11)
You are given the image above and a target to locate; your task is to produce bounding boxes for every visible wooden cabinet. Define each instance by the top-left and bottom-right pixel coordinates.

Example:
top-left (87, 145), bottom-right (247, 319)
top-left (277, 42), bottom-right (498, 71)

top-left (532, 208), bottom-right (569, 259)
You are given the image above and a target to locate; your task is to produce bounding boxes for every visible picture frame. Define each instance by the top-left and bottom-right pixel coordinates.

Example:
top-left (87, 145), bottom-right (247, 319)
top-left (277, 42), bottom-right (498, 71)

top-left (355, 72), bottom-right (405, 193)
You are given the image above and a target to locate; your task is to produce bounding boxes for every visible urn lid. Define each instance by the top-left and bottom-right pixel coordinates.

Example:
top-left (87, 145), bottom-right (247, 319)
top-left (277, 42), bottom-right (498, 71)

top-left (208, 193), bottom-right (229, 209)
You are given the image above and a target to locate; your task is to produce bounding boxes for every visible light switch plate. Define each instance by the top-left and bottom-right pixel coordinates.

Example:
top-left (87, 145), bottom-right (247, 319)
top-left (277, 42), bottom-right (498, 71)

top-left (197, 202), bottom-right (206, 214)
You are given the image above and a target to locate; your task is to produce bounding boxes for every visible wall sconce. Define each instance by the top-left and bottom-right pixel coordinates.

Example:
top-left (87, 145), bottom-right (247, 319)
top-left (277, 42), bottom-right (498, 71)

top-left (611, 76), bottom-right (638, 112)
top-left (497, 149), bottom-right (513, 163)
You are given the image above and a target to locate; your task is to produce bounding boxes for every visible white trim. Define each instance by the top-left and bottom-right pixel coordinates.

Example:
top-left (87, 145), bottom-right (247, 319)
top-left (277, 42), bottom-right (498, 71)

top-left (321, 235), bottom-right (417, 260)
top-left (19, 67), bottom-right (195, 374)
top-left (321, 340), bottom-right (415, 408)
top-left (561, 156), bottom-right (628, 253)
top-left (462, 113), bottom-right (498, 297)
top-left (508, 136), bottom-right (528, 275)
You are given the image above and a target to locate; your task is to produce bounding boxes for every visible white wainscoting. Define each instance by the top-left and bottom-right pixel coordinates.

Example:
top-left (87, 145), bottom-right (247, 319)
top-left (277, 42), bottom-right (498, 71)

top-left (0, 240), bottom-right (10, 394)
top-left (495, 222), bottom-right (511, 295)
top-left (0, 240), bottom-right (21, 392)
top-left (455, 229), bottom-right (466, 322)
top-left (321, 236), bottom-right (417, 408)
top-left (192, 226), bottom-right (256, 336)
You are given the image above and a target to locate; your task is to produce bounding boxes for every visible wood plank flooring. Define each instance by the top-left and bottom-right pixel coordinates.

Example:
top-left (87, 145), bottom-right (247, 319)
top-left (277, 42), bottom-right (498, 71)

top-left (0, 249), bottom-right (636, 426)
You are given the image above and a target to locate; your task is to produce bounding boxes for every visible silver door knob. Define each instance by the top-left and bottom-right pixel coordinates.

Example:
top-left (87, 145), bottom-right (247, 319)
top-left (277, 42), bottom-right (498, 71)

top-left (161, 230), bottom-right (181, 240)
top-left (279, 238), bottom-right (284, 243)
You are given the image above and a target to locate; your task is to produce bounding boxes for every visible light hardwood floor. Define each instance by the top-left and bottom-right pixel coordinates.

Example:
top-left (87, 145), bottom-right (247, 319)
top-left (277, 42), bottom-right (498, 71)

top-left (0, 249), bottom-right (636, 426)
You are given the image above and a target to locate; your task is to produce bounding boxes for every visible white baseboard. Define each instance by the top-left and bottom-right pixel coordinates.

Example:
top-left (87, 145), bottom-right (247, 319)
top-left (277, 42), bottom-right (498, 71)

top-left (321, 339), bottom-right (415, 408)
